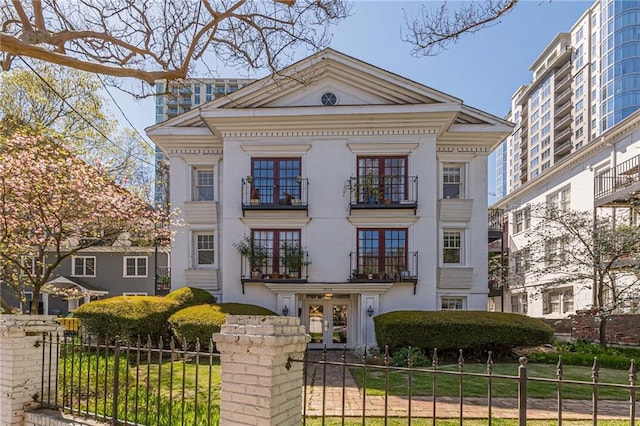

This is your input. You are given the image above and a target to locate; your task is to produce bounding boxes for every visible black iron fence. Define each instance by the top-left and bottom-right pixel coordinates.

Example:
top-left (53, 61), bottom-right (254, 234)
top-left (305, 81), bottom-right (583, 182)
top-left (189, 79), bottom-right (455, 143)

top-left (293, 346), bottom-right (639, 424)
top-left (38, 333), bottom-right (220, 426)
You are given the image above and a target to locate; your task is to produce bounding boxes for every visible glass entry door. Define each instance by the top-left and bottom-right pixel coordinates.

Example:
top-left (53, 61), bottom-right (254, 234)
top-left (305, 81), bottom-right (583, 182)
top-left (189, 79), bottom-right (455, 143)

top-left (306, 298), bottom-right (349, 349)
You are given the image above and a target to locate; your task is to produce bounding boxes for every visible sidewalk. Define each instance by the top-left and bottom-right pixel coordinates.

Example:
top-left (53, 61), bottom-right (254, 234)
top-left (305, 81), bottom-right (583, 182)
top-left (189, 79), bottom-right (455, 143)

top-left (303, 351), bottom-right (638, 420)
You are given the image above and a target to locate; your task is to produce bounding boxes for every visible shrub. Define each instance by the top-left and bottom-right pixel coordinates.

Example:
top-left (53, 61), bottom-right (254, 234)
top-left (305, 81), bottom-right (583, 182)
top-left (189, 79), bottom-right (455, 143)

top-left (392, 347), bottom-right (430, 367)
top-left (526, 351), bottom-right (634, 370)
top-left (165, 287), bottom-right (217, 309)
top-left (374, 311), bottom-right (554, 358)
top-left (168, 303), bottom-right (277, 350)
top-left (75, 296), bottom-right (180, 340)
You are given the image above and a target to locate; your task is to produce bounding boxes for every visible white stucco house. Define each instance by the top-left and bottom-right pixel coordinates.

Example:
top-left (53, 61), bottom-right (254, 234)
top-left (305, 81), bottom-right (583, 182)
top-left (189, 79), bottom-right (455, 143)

top-left (491, 110), bottom-right (640, 318)
top-left (147, 49), bottom-right (512, 348)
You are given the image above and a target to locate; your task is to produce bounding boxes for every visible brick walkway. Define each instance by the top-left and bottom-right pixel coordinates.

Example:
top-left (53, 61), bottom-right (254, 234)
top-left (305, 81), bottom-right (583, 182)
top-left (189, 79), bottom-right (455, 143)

top-left (303, 351), bottom-right (639, 420)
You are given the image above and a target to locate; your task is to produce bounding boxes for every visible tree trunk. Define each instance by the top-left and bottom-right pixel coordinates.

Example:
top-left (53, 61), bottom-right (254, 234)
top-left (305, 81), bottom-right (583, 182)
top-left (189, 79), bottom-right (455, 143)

top-left (30, 286), bottom-right (40, 315)
top-left (598, 314), bottom-right (607, 347)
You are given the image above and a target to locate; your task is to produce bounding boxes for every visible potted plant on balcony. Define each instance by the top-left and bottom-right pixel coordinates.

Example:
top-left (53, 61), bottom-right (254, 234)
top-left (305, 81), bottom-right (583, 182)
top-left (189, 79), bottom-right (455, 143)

top-left (280, 242), bottom-right (310, 279)
top-left (343, 172), bottom-right (383, 204)
top-left (233, 235), bottom-right (269, 279)
top-left (250, 187), bottom-right (261, 205)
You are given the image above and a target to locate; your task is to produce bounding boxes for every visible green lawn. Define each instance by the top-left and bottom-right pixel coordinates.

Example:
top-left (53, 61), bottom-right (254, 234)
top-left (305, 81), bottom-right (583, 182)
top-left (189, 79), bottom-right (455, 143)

top-left (350, 362), bottom-right (634, 400)
top-left (58, 348), bottom-right (220, 425)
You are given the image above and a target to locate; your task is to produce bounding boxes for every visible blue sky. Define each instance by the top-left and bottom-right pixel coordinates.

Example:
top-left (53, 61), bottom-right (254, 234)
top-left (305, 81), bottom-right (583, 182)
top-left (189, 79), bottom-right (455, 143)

top-left (110, 0), bottom-right (592, 200)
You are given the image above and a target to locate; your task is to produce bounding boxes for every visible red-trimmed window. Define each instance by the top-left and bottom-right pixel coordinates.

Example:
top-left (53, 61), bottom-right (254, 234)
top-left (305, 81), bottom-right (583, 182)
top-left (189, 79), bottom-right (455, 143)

top-left (357, 228), bottom-right (407, 275)
top-left (357, 156), bottom-right (407, 202)
top-left (252, 158), bottom-right (301, 205)
top-left (252, 229), bottom-right (301, 274)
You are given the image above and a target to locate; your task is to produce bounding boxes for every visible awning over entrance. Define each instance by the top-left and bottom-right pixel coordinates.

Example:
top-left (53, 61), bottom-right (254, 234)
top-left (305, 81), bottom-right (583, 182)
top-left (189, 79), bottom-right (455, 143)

top-left (42, 276), bottom-right (109, 298)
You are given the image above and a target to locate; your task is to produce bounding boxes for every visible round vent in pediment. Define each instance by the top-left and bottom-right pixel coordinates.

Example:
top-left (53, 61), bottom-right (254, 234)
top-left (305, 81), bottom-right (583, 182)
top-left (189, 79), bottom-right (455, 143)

top-left (320, 92), bottom-right (338, 106)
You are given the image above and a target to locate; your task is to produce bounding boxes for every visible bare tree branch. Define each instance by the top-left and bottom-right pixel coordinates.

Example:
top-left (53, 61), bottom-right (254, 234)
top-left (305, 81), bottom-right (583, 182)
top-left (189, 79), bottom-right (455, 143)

top-left (1, 0), bottom-right (349, 91)
top-left (403, 0), bottom-right (518, 57)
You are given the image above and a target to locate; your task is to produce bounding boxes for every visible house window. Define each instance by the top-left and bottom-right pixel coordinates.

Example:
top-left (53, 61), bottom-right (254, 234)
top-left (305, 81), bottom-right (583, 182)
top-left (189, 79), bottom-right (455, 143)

top-left (513, 248), bottom-right (530, 274)
top-left (443, 163), bottom-right (464, 199)
top-left (442, 230), bottom-right (462, 265)
top-left (544, 237), bottom-right (567, 265)
top-left (193, 168), bottom-right (214, 201)
top-left (357, 156), bottom-right (407, 202)
top-left (543, 287), bottom-right (574, 314)
top-left (123, 256), bottom-right (148, 277)
top-left (356, 228), bottom-right (407, 277)
top-left (72, 256), bottom-right (96, 277)
top-left (513, 207), bottom-right (531, 233)
top-left (251, 158), bottom-right (301, 205)
top-left (194, 232), bottom-right (215, 268)
top-left (252, 229), bottom-right (301, 275)
top-left (510, 294), bottom-right (527, 314)
top-left (547, 186), bottom-right (571, 216)
top-left (441, 297), bottom-right (465, 310)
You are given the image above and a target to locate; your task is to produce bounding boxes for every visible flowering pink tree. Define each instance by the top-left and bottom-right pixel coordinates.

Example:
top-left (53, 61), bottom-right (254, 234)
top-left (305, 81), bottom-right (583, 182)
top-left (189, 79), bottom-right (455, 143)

top-left (0, 133), bottom-right (171, 314)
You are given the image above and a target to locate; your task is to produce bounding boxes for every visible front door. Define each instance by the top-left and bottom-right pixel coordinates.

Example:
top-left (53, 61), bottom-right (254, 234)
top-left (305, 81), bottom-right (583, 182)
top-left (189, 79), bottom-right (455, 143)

top-left (306, 298), bottom-right (349, 349)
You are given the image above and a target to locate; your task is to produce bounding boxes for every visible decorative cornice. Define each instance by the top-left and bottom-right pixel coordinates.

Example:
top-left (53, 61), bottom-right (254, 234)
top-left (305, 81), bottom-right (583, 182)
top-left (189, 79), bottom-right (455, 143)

top-left (221, 128), bottom-right (437, 138)
top-left (168, 148), bottom-right (223, 155)
top-left (436, 146), bottom-right (490, 153)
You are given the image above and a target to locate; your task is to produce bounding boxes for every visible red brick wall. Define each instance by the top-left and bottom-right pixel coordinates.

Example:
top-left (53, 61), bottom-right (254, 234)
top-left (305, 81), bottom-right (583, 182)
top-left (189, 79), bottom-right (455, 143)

top-left (571, 313), bottom-right (640, 345)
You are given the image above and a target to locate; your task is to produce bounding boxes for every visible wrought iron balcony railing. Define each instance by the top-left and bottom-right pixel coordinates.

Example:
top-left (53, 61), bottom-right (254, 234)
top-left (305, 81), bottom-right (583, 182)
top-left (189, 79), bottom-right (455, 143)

top-left (239, 252), bottom-right (310, 284)
top-left (155, 266), bottom-right (171, 295)
top-left (345, 175), bottom-right (417, 211)
top-left (348, 251), bottom-right (418, 291)
top-left (241, 176), bottom-right (309, 212)
top-left (594, 154), bottom-right (640, 201)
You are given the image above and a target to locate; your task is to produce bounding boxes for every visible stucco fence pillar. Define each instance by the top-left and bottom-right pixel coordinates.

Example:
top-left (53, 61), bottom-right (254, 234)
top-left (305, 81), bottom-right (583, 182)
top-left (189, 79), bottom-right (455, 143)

top-left (0, 315), bottom-right (64, 426)
top-left (213, 315), bottom-right (310, 426)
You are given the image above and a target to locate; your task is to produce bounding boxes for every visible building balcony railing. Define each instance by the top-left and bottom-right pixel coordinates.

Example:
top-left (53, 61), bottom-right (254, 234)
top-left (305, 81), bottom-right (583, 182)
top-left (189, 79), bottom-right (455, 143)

top-left (554, 114), bottom-right (572, 130)
top-left (179, 97), bottom-right (192, 108)
top-left (554, 127), bottom-right (572, 144)
top-left (554, 140), bottom-right (572, 156)
top-left (488, 208), bottom-right (504, 243)
top-left (239, 252), bottom-right (310, 290)
top-left (555, 88), bottom-right (571, 105)
top-left (346, 175), bottom-right (418, 212)
top-left (595, 154), bottom-right (640, 203)
top-left (155, 266), bottom-right (171, 295)
top-left (488, 277), bottom-right (504, 297)
top-left (554, 100), bottom-right (571, 117)
top-left (555, 61), bottom-right (571, 79)
top-left (348, 251), bottom-right (418, 291)
top-left (241, 176), bottom-right (309, 213)
top-left (554, 75), bottom-right (571, 92)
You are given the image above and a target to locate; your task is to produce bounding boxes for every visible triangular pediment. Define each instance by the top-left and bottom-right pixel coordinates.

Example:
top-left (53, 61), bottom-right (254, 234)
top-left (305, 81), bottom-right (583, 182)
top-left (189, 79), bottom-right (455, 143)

top-left (201, 49), bottom-right (459, 110)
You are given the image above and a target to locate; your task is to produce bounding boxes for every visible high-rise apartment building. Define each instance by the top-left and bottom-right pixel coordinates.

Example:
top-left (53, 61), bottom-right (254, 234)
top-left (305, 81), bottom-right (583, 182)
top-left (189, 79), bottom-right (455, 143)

top-left (495, 0), bottom-right (640, 199)
top-left (154, 78), bottom-right (256, 206)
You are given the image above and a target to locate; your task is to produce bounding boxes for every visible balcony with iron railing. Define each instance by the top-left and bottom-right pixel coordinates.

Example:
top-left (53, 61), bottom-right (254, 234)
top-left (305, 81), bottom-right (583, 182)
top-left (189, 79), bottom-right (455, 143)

top-left (241, 176), bottom-right (309, 213)
top-left (346, 175), bottom-right (418, 213)
top-left (239, 250), bottom-right (310, 292)
top-left (488, 277), bottom-right (504, 297)
top-left (349, 251), bottom-right (418, 292)
top-left (488, 208), bottom-right (504, 243)
top-left (595, 154), bottom-right (640, 206)
top-left (155, 266), bottom-right (171, 295)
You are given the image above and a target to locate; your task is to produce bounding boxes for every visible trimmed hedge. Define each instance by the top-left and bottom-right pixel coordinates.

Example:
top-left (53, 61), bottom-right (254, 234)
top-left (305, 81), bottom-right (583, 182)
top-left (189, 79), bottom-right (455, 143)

top-left (74, 296), bottom-right (179, 339)
top-left (168, 303), bottom-right (277, 349)
top-left (165, 287), bottom-right (217, 308)
top-left (374, 311), bottom-right (554, 357)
